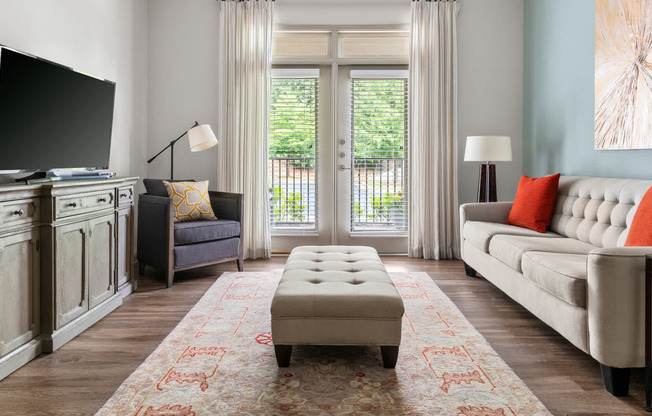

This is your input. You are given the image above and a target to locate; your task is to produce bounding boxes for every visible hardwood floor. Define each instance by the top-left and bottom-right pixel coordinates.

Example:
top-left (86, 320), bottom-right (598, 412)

top-left (0, 256), bottom-right (649, 415)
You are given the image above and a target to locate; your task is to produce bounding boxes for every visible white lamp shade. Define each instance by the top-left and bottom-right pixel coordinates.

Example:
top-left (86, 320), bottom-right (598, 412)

top-left (464, 136), bottom-right (512, 162)
top-left (188, 124), bottom-right (218, 152)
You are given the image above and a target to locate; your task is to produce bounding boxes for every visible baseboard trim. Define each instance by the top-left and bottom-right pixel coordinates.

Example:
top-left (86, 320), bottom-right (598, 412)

top-left (0, 338), bottom-right (42, 381)
top-left (42, 294), bottom-right (123, 353)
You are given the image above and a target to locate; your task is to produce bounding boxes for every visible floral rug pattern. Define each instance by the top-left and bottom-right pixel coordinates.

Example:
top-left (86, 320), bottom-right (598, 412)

top-left (97, 272), bottom-right (551, 415)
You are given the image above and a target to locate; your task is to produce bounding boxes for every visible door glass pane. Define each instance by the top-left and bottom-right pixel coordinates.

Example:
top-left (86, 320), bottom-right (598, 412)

top-left (350, 77), bottom-right (408, 233)
top-left (269, 75), bottom-right (319, 231)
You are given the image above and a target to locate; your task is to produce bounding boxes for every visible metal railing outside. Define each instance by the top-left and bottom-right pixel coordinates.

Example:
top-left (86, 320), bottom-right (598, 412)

top-left (351, 157), bottom-right (406, 232)
top-left (268, 156), bottom-right (407, 233)
top-left (269, 157), bottom-right (316, 229)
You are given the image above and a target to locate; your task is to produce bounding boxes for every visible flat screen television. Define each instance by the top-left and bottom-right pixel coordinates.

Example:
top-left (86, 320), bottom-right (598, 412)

top-left (0, 45), bottom-right (116, 175)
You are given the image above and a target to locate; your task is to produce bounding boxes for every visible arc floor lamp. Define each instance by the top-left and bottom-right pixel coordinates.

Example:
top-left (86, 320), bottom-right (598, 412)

top-left (147, 121), bottom-right (218, 180)
top-left (464, 136), bottom-right (512, 203)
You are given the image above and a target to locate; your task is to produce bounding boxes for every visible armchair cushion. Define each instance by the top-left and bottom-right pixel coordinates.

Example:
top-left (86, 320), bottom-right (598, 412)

top-left (174, 219), bottom-right (241, 245)
top-left (164, 180), bottom-right (217, 222)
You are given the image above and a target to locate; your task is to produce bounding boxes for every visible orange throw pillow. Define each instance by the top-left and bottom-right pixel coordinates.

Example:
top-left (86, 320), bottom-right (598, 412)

top-left (506, 173), bottom-right (561, 233)
top-left (625, 186), bottom-right (652, 246)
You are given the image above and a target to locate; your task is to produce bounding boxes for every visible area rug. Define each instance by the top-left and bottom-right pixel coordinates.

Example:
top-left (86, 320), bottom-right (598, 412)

top-left (96, 272), bottom-right (551, 415)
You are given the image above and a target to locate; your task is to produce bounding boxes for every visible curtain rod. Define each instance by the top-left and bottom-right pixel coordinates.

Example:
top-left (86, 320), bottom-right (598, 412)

top-left (220, 0), bottom-right (274, 2)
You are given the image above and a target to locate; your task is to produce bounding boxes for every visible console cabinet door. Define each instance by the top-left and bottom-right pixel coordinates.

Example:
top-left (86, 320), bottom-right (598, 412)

top-left (0, 229), bottom-right (40, 357)
top-left (55, 222), bottom-right (88, 329)
top-left (116, 205), bottom-right (133, 289)
top-left (88, 214), bottom-right (115, 309)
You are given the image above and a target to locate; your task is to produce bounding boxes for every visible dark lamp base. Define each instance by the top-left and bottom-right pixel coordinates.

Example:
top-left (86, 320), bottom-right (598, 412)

top-left (477, 163), bottom-right (497, 203)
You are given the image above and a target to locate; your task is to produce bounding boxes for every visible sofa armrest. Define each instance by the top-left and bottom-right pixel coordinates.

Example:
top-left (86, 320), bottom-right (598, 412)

top-left (209, 191), bottom-right (243, 223)
top-left (587, 246), bottom-right (652, 368)
top-left (459, 201), bottom-right (513, 224)
top-left (137, 194), bottom-right (173, 269)
top-left (459, 202), bottom-right (513, 258)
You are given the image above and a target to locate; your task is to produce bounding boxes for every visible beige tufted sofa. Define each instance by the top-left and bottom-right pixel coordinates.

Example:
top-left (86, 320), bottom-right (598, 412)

top-left (460, 175), bottom-right (652, 396)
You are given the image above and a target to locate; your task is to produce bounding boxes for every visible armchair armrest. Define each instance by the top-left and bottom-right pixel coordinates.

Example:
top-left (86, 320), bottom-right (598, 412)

top-left (137, 194), bottom-right (173, 269)
top-left (586, 246), bottom-right (652, 368)
top-left (209, 191), bottom-right (243, 223)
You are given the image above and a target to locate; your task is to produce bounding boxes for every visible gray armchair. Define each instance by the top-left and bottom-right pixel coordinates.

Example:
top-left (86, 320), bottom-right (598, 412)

top-left (137, 179), bottom-right (243, 287)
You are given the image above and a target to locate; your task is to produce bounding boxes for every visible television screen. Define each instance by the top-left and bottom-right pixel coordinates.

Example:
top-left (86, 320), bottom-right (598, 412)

top-left (0, 46), bottom-right (115, 171)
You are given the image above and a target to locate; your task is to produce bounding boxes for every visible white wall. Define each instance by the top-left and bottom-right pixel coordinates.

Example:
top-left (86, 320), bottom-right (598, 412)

top-left (147, 0), bottom-right (220, 184)
top-left (0, 0), bottom-right (149, 186)
top-left (147, 0), bottom-right (524, 201)
top-left (275, 0), bottom-right (410, 26)
top-left (457, 0), bottom-right (524, 204)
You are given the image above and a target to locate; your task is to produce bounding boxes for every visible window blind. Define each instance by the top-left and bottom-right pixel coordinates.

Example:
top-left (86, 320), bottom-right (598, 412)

top-left (269, 69), bottom-right (319, 232)
top-left (349, 71), bottom-right (408, 234)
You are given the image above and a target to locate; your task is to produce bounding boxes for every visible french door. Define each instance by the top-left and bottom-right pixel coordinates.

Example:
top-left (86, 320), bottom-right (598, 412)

top-left (269, 65), bottom-right (408, 254)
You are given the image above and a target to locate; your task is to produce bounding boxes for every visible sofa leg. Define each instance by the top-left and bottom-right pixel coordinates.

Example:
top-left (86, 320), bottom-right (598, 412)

top-left (600, 364), bottom-right (630, 396)
top-left (463, 262), bottom-right (477, 278)
top-left (380, 346), bottom-right (399, 368)
top-left (274, 345), bottom-right (292, 367)
top-left (166, 268), bottom-right (175, 288)
top-left (236, 258), bottom-right (243, 272)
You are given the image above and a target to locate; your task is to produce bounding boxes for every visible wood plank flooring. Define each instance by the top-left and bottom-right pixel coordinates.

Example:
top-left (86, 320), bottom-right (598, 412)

top-left (0, 256), bottom-right (649, 415)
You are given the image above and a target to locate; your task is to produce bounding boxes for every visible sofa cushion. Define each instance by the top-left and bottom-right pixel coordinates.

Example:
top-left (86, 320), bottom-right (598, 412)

top-left (521, 252), bottom-right (587, 307)
top-left (489, 234), bottom-right (596, 272)
top-left (174, 219), bottom-right (240, 245)
top-left (549, 176), bottom-right (652, 247)
top-left (463, 220), bottom-right (562, 253)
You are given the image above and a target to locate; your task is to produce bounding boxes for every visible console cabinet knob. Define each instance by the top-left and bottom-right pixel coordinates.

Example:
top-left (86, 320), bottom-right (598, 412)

top-left (13, 209), bottom-right (24, 216)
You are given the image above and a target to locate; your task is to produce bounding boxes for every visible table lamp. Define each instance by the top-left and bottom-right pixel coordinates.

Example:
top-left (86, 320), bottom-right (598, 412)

top-left (464, 136), bottom-right (512, 202)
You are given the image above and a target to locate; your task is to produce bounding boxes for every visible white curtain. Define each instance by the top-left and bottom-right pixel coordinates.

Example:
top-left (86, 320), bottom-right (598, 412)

top-left (408, 0), bottom-right (461, 260)
top-left (217, 0), bottom-right (273, 259)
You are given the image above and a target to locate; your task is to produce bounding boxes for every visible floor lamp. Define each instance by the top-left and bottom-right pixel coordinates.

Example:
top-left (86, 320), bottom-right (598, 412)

top-left (464, 136), bottom-right (512, 203)
top-left (147, 121), bottom-right (218, 180)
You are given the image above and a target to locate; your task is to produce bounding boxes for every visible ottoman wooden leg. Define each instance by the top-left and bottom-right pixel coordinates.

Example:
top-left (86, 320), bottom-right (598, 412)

top-left (275, 345), bottom-right (293, 367)
top-left (381, 346), bottom-right (399, 368)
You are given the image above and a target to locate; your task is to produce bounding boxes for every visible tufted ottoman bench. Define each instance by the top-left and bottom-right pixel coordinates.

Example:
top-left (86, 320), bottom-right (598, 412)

top-left (270, 245), bottom-right (405, 368)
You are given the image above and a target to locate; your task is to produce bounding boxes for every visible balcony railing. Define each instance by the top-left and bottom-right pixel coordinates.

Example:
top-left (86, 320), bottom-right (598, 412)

top-left (351, 157), bottom-right (406, 232)
top-left (268, 156), bottom-right (407, 232)
top-left (269, 157), bottom-right (316, 229)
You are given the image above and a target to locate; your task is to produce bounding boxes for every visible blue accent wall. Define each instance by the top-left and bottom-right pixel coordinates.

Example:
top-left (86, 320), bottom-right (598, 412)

top-left (523, 0), bottom-right (652, 180)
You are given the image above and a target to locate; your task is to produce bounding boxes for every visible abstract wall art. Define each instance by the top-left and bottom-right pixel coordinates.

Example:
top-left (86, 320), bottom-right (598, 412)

top-left (595, 0), bottom-right (652, 150)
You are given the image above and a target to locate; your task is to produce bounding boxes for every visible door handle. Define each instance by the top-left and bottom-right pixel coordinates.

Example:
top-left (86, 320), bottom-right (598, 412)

top-left (339, 165), bottom-right (352, 171)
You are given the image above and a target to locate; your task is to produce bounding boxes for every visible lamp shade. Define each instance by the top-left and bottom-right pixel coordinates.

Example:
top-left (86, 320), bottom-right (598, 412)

top-left (464, 136), bottom-right (512, 162)
top-left (188, 124), bottom-right (218, 152)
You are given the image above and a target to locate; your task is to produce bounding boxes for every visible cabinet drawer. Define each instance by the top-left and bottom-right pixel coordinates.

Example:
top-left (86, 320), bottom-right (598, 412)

top-left (56, 191), bottom-right (114, 219)
top-left (118, 186), bottom-right (134, 206)
top-left (0, 198), bottom-right (40, 228)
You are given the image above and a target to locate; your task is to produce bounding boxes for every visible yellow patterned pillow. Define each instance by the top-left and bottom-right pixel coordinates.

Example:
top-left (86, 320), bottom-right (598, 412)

top-left (163, 180), bottom-right (217, 222)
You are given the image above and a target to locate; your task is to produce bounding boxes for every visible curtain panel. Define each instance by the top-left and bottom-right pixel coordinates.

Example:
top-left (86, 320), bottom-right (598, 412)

top-left (217, 0), bottom-right (273, 259)
top-left (408, 0), bottom-right (461, 260)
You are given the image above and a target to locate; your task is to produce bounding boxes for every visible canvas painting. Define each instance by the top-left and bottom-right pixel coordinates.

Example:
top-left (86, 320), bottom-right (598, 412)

top-left (595, 0), bottom-right (652, 150)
